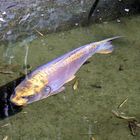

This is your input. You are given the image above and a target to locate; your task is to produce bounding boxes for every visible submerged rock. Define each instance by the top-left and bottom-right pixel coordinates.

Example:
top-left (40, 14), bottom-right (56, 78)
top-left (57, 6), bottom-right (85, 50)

top-left (0, 0), bottom-right (139, 42)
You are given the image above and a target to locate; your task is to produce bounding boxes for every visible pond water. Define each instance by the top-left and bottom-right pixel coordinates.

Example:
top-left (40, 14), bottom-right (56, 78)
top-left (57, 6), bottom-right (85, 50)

top-left (0, 15), bottom-right (140, 140)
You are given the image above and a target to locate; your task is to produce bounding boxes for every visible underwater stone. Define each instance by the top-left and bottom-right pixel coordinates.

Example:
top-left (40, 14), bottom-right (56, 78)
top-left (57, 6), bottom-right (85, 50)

top-left (0, 0), bottom-right (139, 43)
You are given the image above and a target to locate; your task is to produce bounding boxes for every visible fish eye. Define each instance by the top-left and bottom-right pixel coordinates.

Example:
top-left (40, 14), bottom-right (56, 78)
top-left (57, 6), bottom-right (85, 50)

top-left (22, 96), bottom-right (28, 99)
top-left (45, 86), bottom-right (51, 94)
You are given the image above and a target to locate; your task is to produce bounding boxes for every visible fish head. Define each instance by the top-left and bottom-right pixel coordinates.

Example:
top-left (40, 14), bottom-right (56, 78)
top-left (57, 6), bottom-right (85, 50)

top-left (10, 74), bottom-right (50, 106)
top-left (10, 80), bottom-right (36, 106)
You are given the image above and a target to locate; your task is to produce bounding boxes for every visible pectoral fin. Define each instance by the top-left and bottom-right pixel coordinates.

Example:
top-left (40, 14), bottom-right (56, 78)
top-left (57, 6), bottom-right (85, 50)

top-left (52, 86), bottom-right (65, 95)
top-left (65, 75), bottom-right (76, 83)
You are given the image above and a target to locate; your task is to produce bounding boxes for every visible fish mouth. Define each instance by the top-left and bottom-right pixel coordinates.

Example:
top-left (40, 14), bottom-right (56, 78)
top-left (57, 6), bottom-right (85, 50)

top-left (10, 93), bottom-right (41, 106)
top-left (22, 95), bottom-right (37, 104)
top-left (21, 93), bottom-right (42, 105)
top-left (10, 94), bottom-right (28, 106)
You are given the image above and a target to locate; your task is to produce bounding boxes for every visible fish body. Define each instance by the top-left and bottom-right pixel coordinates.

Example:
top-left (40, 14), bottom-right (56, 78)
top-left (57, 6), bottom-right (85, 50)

top-left (10, 37), bottom-right (120, 106)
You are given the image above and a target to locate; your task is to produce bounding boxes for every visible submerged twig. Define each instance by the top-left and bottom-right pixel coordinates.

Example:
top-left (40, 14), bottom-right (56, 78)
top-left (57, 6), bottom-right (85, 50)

top-left (112, 97), bottom-right (140, 136)
top-left (112, 109), bottom-right (140, 136)
top-left (118, 97), bottom-right (128, 109)
top-left (88, 0), bottom-right (100, 21)
top-left (112, 110), bottom-right (136, 121)
top-left (24, 44), bottom-right (29, 80)
top-left (34, 28), bottom-right (44, 37)
top-left (1, 123), bottom-right (10, 128)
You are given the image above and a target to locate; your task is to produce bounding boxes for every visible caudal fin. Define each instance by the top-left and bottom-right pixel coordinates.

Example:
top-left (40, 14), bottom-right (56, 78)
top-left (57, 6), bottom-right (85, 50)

top-left (96, 36), bottom-right (122, 54)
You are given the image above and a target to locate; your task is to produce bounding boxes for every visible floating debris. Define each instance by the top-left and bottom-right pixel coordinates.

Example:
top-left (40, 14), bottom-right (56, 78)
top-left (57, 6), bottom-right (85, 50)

top-left (96, 9), bottom-right (100, 12)
top-left (124, 8), bottom-right (130, 12)
top-left (112, 110), bottom-right (136, 120)
top-left (19, 13), bottom-right (30, 24)
top-left (2, 11), bottom-right (6, 15)
top-left (0, 17), bottom-right (6, 22)
top-left (128, 120), bottom-right (137, 136)
top-left (73, 79), bottom-right (78, 90)
top-left (118, 64), bottom-right (124, 71)
top-left (0, 70), bottom-right (14, 74)
top-left (112, 110), bottom-right (140, 136)
top-left (1, 123), bottom-right (10, 128)
top-left (6, 30), bottom-right (12, 35)
top-left (90, 84), bottom-right (102, 89)
top-left (22, 111), bottom-right (28, 114)
top-left (75, 23), bottom-right (79, 26)
top-left (99, 17), bottom-right (102, 21)
top-left (118, 97), bottom-right (128, 108)
top-left (117, 19), bottom-right (121, 23)
top-left (90, 136), bottom-right (96, 140)
top-left (34, 28), bottom-right (44, 37)
top-left (3, 136), bottom-right (8, 140)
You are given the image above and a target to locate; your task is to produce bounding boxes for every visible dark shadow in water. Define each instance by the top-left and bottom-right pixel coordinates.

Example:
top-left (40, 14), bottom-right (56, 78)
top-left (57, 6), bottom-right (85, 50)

top-left (83, 60), bottom-right (91, 65)
top-left (0, 75), bottom-right (25, 119)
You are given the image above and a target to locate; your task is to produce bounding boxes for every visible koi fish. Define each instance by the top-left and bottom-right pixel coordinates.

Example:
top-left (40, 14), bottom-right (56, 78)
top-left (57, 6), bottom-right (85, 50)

top-left (10, 36), bottom-right (120, 106)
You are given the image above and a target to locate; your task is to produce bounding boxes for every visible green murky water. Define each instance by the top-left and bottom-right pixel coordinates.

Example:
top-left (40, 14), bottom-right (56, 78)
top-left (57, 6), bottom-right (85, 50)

top-left (0, 15), bottom-right (140, 140)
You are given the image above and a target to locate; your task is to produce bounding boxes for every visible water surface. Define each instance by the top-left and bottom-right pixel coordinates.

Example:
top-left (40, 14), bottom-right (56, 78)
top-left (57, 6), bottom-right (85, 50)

top-left (0, 15), bottom-right (140, 140)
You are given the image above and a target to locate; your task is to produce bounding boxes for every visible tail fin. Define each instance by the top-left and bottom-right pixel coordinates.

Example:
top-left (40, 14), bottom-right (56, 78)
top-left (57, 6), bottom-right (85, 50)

top-left (96, 36), bottom-right (122, 54)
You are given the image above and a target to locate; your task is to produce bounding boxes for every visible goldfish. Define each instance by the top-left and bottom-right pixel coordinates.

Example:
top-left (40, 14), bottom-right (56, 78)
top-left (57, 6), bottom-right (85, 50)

top-left (10, 36), bottom-right (120, 106)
